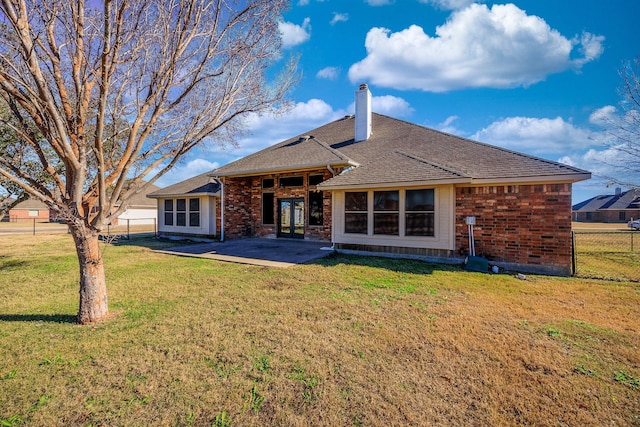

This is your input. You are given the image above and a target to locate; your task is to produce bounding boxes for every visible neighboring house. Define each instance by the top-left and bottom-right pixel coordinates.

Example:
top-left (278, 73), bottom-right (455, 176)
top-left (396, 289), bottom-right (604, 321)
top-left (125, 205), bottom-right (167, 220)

top-left (7, 198), bottom-right (50, 222)
top-left (112, 184), bottom-right (161, 226)
top-left (150, 84), bottom-right (591, 276)
top-left (573, 188), bottom-right (640, 223)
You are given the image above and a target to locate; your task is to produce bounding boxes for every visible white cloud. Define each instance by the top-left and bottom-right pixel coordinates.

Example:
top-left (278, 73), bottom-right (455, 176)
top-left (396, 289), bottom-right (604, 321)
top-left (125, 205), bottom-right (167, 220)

top-left (589, 105), bottom-right (617, 126)
top-left (279, 18), bottom-right (311, 49)
top-left (435, 115), bottom-right (465, 135)
top-left (316, 66), bottom-right (340, 80)
top-left (330, 12), bottom-right (349, 25)
top-left (419, 0), bottom-right (477, 9)
top-left (365, 0), bottom-right (393, 5)
top-left (471, 116), bottom-right (598, 155)
top-left (348, 3), bottom-right (604, 92)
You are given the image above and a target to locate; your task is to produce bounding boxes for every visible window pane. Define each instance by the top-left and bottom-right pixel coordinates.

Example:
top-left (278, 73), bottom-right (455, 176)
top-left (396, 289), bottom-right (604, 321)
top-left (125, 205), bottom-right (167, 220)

top-left (309, 191), bottom-right (323, 226)
top-left (176, 212), bottom-right (186, 226)
top-left (189, 198), bottom-right (199, 211)
top-left (262, 193), bottom-right (274, 225)
top-left (345, 213), bottom-right (367, 234)
top-left (374, 191), bottom-right (399, 211)
top-left (189, 212), bottom-right (200, 227)
top-left (176, 198), bottom-right (186, 212)
top-left (309, 175), bottom-right (324, 186)
top-left (279, 176), bottom-right (304, 187)
top-left (406, 213), bottom-right (434, 236)
top-left (345, 192), bottom-right (367, 211)
top-left (164, 212), bottom-right (173, 226)
top-left (374, 213), bottom-right (399, 235)
top-left (164, 199), bottom-right (173, 211)
top-left (262, 178), bottom-right (274, 189)
top-left (406, 189), bottom-right (434, 211)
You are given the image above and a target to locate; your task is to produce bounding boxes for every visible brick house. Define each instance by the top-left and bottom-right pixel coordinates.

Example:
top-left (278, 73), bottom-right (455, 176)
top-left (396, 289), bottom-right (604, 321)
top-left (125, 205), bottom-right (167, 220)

top-left (149, 84), bottom-right (590, 275)
top-left (572, 188), bottom-right (640, 223)
top-left (6, 198), bottom-right (51, 222)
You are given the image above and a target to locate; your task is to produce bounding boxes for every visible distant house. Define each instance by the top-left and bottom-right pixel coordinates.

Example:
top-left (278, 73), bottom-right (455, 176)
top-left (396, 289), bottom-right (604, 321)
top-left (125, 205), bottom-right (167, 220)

top-left (7, 198), bottom-right (50, 222)
top-left (149, 84), bottom-right (591, 276)
top-left (112, 184), bottom-right (160, 226)
top-left (573, 188), bottom-right (640, 223)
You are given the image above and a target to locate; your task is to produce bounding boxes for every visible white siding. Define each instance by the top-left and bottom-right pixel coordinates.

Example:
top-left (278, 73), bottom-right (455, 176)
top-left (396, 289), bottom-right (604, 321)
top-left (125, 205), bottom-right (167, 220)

top-left (118, 208), bottom-right (157, 224)
top-left (157, 196), bottom-right (217, 236)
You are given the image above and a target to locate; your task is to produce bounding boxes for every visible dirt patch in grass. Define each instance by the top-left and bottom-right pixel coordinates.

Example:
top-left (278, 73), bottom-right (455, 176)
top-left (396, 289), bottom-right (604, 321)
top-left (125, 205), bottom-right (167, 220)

top-left (1, 235), bottom-right (639, 426)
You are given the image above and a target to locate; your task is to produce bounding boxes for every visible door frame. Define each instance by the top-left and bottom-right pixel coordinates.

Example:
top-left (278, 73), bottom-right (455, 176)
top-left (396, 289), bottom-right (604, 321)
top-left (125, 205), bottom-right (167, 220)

top-left (278, 197), bottom-right (305, 239)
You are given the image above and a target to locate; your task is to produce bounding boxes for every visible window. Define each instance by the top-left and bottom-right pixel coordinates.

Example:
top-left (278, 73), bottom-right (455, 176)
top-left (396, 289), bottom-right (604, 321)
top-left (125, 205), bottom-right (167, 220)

top-left (373, 191), bottom-right (399, 235)
top-left (262, 178), bottom-right (274, 189)
top-left (309, 175), bottom-right (324, 186)
top-left (164, 199), bottom-right (174, 226)
top-left (28, 210), bottom-right (39, 217)
top-left (308, 191), bottom-right (323, 226)
top-left (189, 198), bottom-right (200, 227)
top-left (405, 189), bottom-right (435, 236)
top-left (176, 198), bottom-right (186, 226)
top-left (262, 193), bottom-right (275, 225)
top-left (619, 211), bottom-right (626, 221)
top-left (345, 191), bottom-right (368, 233)
top-left (279, 176), bottom-right (303, 187)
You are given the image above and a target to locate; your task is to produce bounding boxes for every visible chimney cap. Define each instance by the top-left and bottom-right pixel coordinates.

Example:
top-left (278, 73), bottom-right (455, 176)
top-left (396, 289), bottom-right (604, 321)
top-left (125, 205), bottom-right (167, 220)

top-left (359, 83), bottom-right (368, 91)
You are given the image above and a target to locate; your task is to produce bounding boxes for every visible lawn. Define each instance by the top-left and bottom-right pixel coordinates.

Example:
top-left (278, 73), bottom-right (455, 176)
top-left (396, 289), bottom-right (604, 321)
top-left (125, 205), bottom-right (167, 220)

top-left (1, 234), bottom-right (639, 426)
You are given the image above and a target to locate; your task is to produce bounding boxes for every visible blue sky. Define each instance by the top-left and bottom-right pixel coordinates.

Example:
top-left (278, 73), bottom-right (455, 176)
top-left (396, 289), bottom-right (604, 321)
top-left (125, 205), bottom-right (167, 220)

top-left (158, 0), bottom-right (640, 204)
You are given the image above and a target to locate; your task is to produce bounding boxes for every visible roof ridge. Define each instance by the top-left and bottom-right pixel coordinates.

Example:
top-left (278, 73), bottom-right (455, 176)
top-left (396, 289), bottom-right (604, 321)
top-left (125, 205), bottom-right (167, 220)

top-left (308, 136), bottom-right (358, 165)
top-left (394, 150), bottom-right (468, 177)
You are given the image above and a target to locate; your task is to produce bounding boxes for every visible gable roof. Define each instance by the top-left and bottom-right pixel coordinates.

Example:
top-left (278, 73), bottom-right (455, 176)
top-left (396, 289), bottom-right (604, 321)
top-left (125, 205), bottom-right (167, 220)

top-left (124, 183), bottom-right (161, 208)
top-left (161, 113), bottom-right (590, 194)
top-left (573, 189), bottom-right (640, 212)
top-left (148, 170), bottom-right (220, 198)
top-left (11, 198), bottom-right (49, 210)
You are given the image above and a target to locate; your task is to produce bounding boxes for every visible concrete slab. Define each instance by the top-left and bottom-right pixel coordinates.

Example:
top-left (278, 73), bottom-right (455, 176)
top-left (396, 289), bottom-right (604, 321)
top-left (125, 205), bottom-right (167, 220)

top-left (154, 238), bottom-right (333, 268)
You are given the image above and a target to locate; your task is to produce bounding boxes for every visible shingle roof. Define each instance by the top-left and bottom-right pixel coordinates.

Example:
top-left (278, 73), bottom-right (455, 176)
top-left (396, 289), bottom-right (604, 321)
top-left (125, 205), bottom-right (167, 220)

top-left (164, 113), bottom-right (590, 194)
top-left (12, 198), bottom-right (49, 210)
top-left (148, 170), bottom-right (220, 198)
top-left (573, 189), bottom-right (640, 211)
top-left (125, 184), bottom-right (161, 207)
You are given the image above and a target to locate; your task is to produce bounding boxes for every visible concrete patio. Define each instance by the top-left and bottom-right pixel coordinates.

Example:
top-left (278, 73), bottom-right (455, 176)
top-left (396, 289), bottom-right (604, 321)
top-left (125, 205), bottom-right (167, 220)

top-left (154, 238), bottom-right (333, 268)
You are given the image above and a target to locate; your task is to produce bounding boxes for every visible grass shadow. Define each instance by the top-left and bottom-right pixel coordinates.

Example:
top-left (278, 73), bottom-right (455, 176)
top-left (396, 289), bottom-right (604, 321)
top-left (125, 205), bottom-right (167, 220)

top-left (308, 252), bottom-right (464, 275)
top-left (0, 314), bottom-right (77, 324)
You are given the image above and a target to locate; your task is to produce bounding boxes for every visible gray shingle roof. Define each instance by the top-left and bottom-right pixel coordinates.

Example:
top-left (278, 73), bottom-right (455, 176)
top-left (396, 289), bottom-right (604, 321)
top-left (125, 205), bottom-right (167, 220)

top-left (148, 170), bottom-right (220, 198)
top-left (161, 113), bottom-right (590, 195)
top-left (573, 189), bottom-right (640, 211)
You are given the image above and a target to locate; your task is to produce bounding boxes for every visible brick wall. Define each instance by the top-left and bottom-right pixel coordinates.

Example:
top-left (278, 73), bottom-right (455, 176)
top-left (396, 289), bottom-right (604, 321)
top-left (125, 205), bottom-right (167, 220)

top-left (220, 169), bottom-right (333, 241)
top-left (455, 183), bottom-right (573, 275)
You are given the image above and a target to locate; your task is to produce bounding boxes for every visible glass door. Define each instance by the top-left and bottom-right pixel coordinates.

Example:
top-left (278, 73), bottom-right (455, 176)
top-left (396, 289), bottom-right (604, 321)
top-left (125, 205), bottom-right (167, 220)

top-left (278, 198), bottom-right (304, 238)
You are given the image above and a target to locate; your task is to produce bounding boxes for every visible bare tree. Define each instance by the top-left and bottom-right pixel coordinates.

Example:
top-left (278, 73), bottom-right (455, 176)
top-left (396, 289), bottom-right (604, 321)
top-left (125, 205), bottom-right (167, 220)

top-left (0, 0), bottom-right (296, 324)
top-left (595, 57), bottom-right (640, 189)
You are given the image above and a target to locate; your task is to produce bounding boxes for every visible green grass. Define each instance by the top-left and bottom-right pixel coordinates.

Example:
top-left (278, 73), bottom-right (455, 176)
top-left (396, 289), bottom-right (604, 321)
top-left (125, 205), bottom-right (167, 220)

top-left (1, 234), bottom-right (639, 426)
top-left (573, 231), bottom-right (640, 281)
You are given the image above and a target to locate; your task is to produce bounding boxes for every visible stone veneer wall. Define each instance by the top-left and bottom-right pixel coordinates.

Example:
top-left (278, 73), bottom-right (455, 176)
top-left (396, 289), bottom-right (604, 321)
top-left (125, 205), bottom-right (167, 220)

top-left (219, 169), bottom-right (334, 241)
top-left (455, 183), bottom-right (573, 276)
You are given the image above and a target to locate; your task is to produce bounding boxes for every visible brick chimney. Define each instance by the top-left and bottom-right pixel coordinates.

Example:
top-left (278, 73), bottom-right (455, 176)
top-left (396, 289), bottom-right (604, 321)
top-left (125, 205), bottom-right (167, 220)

top-left (355, 83), bottom-right (372, 142)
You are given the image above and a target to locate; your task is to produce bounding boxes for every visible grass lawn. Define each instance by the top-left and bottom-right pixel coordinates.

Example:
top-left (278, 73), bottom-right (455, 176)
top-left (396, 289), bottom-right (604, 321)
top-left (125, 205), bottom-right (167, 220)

top-left (1, 234), bottom-right (639, 426)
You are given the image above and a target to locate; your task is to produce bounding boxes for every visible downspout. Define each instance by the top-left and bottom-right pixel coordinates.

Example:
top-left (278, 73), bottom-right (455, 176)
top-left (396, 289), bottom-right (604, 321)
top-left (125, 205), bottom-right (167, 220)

top-left (219, 178), bottom-right (225, 242)
top-left (326, 164), bottom-right (336, 250)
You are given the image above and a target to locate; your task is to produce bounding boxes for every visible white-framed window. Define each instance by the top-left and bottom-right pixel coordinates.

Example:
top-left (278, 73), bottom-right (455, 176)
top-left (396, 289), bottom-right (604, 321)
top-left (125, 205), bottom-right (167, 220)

top-left (28, 210), bottom-right (39, 217)
top-left (163, 198), bottom-right (200, 227)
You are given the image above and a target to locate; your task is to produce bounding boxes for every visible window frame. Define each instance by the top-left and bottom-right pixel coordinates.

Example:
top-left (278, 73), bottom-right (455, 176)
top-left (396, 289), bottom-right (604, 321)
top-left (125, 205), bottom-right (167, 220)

top-left (344, 191), bottom-right (368, 234)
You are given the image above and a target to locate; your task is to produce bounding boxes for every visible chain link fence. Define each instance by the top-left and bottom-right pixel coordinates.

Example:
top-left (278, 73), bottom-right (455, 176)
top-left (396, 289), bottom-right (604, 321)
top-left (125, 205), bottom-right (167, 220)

top-left (573, 231), bottom-right (640, 281)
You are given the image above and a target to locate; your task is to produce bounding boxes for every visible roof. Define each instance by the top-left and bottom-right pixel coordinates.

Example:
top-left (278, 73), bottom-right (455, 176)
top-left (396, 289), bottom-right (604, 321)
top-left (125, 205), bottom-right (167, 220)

top-left (11, 198), bottom-right (49, 210)
top-left (164, 113), bottom-right (590, 194)
top-left (149, 170), bottom-right (220, 198)
top-left (125, 183), bottom-right (161, 207)
top-left (573, 189), bottom-right (640, 212)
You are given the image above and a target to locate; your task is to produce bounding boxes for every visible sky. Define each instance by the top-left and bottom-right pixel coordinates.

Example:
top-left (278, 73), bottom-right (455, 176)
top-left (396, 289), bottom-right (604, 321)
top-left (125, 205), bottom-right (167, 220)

top-left (157, 0), bottom-right (640, 204)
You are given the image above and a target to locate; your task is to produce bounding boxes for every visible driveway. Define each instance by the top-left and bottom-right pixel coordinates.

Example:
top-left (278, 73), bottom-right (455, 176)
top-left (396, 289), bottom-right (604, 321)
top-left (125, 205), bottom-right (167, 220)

top-left (154, 238), bottom-right (333, 268)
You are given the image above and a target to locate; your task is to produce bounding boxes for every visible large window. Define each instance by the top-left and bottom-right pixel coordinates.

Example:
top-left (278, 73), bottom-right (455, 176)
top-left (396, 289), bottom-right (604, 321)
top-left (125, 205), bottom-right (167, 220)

top-left (189, 198), bottom-right (200, 227)
top-left (262, 193), bottom-right (275, 225)
top-left (345, 191), bottom-right (368, 234)
top-left (164, 199), bottom-right (174, 226)
top-left (373, 191), bottom-right (399, 235)
top-left (308, 191), bottom-right (323, 226)
top-left (405, 189), bottom-right (434, 236)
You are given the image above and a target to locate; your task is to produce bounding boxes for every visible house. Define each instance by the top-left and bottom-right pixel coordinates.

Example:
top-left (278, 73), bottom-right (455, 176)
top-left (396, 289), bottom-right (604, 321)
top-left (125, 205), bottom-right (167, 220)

top-left (149, 84), bottom-right (591, 276)
top-left (6, 198), bottom-right (51, 222)
top-left (572, 188), bottom-right (640, 223)
top-left (111, 184), bottom-right (161, 226)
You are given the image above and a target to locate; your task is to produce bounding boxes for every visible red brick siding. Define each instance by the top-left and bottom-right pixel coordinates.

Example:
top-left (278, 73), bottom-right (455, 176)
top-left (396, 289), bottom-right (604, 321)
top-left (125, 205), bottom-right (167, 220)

top-left (8, 209), bottom-right (50, 222)
top-left (220, 169), bottom-right (333, 241)
top-left (455, 184), bottom-right (573, 272)
top-left (573, 209), bottom-right (640, 223)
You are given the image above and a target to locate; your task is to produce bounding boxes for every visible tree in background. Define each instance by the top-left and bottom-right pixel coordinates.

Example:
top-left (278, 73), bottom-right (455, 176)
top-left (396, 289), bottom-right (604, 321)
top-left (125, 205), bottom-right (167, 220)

top-left (595, 57), bottom-right (640, 189)
top-left (0, 0), bottom-right (296, 324)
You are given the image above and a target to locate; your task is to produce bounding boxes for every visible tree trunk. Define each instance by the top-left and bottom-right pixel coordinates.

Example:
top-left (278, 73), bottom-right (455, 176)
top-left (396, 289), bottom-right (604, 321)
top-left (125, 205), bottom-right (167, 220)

top-left (68, 223), bottom-right (109, 324)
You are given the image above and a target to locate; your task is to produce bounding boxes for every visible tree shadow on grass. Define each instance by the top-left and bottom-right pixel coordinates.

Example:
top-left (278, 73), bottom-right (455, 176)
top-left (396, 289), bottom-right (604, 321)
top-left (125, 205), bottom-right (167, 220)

top-left (308, 252), bottom-right (464, 275)
top-left (0, 314), bottom-right (77, 324)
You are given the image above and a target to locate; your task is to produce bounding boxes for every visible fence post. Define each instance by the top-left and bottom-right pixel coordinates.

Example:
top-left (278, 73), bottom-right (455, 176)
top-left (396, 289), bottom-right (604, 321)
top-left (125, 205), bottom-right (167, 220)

top-left (127, 219), bottom-right (130, 240)
top-left (571, 231), bottom-right (576, 276)
top-left (33, 218), bottom-right (36, 236)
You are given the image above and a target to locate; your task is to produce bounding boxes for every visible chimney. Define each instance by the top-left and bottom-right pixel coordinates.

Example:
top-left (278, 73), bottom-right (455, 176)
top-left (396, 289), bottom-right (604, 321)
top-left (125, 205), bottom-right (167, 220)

top-left (355, 83), bottom-right (372, 142)
top-left (615, 187), bottom-right (622, 196)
